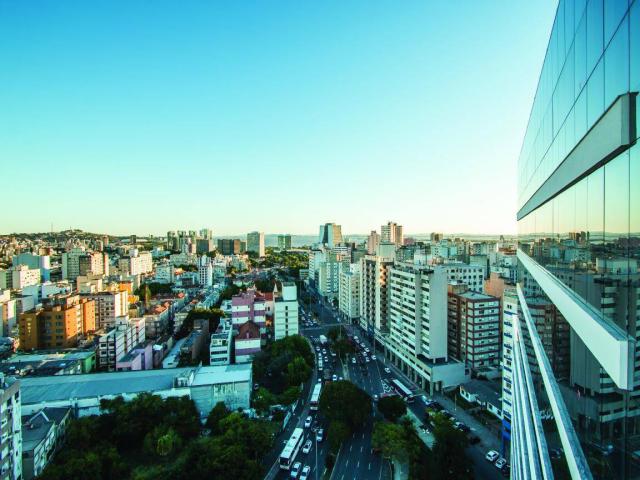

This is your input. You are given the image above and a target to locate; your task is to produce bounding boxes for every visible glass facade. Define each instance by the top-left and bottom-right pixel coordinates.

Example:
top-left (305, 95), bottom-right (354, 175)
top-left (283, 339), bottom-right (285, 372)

top-left (516, 0), bottom-right (639, 478)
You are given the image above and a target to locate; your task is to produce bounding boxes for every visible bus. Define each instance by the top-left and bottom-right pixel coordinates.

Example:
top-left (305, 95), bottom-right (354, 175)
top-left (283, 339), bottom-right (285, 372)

top-left (279, 427), bottom-right (305, 470)
top-left (391, 379), bottom-right (414, 403)
top-left (310, 383), bottom-right (322, 410)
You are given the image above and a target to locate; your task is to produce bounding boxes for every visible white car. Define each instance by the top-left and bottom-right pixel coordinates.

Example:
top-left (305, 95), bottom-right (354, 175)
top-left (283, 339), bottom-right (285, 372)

top-left (495, 457), bottom-right (507, 469)
top-left (299, 465), bottom-right (311, 480)
top-left (365, 348), bottom-right (370, 353)
top-left (365, 356), bottom-right (370, 363)
top-left (371, 355), bottom-right (377, 360)
top-left (290, 461), bottom-right (302, 478)
top-left (332, 374), bottom-right (338, 381)
top-left (485, 450), bottom-right (500, 462)
top-left (302, 439), bottom-right (312, 454)
top-left (351, 357), bottom-right (357, 364)
top-left (384, 367), bottom-right (391, 374)
top-left (316, 428), bottom-right (324, 442)
top-left (304, 416), bottom-right (312, 428)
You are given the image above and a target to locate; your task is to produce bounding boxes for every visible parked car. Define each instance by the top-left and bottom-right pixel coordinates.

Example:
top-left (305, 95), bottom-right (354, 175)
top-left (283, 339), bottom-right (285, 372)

top-left (384, 367), bottom-right (391, 374)
top-left (299, 465), bottom-right (311, 480)
top-left (290, 462), bottom-right (302, 478)
top-left (371, 355), bottom-right (377, 360)
top-left (495, 457), bottom-right (507, 469)
top-left (352, 358), bottom-right (357, 364)
top-left (304, 416), bottom-right (312, 428)
top-left (332, 374), bottom-right (338, 381)
top-left (302, 439), bottom-right (312, 454)
top-left (485, 450), bottom-right (500, 462)
top-left (316, 428), bottom-right (324, 442)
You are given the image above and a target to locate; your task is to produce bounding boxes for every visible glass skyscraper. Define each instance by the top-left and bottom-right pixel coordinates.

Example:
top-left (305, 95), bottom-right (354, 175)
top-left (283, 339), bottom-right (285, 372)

top-left (511, 0), bottom-right (639, 478)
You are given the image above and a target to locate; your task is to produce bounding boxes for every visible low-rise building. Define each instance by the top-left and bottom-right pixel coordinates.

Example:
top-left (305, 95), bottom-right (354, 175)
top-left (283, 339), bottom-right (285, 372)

top-left (210, 320), bottom-right (232, 366)
top-left (19, 364), bottom-right (253, 418)
top-left (234, 321), bottom-right (261, 363)
top-left (97, 317), bottom-right (146, 371)
top-left (21, 407), bottom-right (71, 480)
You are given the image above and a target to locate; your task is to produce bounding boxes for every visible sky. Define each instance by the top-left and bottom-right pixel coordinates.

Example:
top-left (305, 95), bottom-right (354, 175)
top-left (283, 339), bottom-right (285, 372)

top-left (0, 0), bottom-right (557, 236)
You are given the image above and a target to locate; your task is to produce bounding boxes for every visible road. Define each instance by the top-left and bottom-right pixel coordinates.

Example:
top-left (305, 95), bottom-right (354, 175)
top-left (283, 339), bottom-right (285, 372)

top-left (306, 291), bottom-right (503, 480)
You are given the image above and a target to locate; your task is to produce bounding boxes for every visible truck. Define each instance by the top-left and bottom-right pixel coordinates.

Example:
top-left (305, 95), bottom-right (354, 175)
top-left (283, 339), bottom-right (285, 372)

top-left (319, 335), bottom-right (328, 345)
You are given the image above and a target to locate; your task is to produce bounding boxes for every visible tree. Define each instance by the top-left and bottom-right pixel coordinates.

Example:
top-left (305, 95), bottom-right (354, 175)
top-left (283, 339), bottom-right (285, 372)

top-left (372, 422), bottom-right (408, 462)
top-left (377, 395), bottom-right (407, 422)
top-left (319, 380), bottom-right (371, 429)
top-left (328, 420), bottom-right (349, 453)
top-left (431, 413), bottom-right (473, 480)
top-left (286, 356), bottom-right (311, 386)
top-left (205, 401), bottom-right (231, 434)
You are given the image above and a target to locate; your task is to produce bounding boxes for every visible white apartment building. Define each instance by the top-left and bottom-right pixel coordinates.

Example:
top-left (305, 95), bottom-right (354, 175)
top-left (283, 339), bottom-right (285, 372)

top-left (155, 262), bottom-right (175, 284)
top-left (317, 253), bottom-right (343, 301)
top-left (97, 317), bottom-right (145, 371)
top-left (0, 265), bottom-right (41, 290)
top-left (118, 251), bottom-right (152, 276)
top-left (359, 244), bottom-right (395, 335)
top-left (0, 374), bottom-right (22, 480)
top-left (274, 282), bottom-right (299, 340)
top-left (384, 263), bottom-right (467, 394)
top-left (210, 320), bottom-right (233, 366)
top-left (84, 291), bottom-right (129, 330)
top-left (197, 256), bottom-right (213, 287)
top-left (0, 290), bottom-right (17, 338)
top-left (500, 288), bottom-right (517, 432)
top-left (246, 231), bottom-right (265, 257)
top-left (437, 262), bottom-right (485, 293)
top-left (338, 263), bottom-right (360, 322)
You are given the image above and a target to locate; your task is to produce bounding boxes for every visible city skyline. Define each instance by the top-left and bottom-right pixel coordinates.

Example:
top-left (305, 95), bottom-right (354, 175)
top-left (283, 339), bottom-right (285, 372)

top-left (1, 1), bottom-right (557, 235)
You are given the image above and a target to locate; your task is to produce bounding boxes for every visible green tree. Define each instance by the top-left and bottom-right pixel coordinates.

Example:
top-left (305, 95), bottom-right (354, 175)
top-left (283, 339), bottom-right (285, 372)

top-left (205, 401), bottom-right (231, 434)
top-left (431, 413), bottom-right (473, 480)
top-left (372, 422), bottom-right (408, 462)
top-left (328, 420), bottom-right (349, 453)
top-left (319, 380), bottom-right (371, 429)
top-left (286, 356), bottom-right (311, 386)
top-left (377, 395), bottom-right (407, 422)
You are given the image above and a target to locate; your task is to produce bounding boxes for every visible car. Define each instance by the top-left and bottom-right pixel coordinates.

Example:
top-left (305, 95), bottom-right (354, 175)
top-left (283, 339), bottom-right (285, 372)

top-left (338, 376), bottom-right (343, 381)
top-left (331, 351), bottom-right (336, 357)
top-left (322, 349), bottom-right (327, 354)
top-left (332, 374), bottom-right (338, 381)
top-left (371, 354), bottom-right (377, 360)
top-left (365, 357), bottom-right (370, 363)
top-left (485, 450), bottom-right (500, 462)
top-left (351, 357), bottom-right (357, 364)
top-left (302, 439), bottom-right (312, 454)
top-left (373, 394), bottom-right (379, 402)
top-left (317, 378), bottom-right (322, 383)
top-left (365, 348), bottom-right (370, 353)
top-left (494, 457), bottom-right (507, 469)
top-left (290, 462), bottom-right (302, 478)
top-left (316, 428), bottom-right (324, 442)
top-left (304, 416), bottom-right (312, 428)
top-left (253, 383), bottom-right (259, 391)
top-left (299, 465), bottom-right (311, 480)
top-left (384, 367), bottom-right (391, 374)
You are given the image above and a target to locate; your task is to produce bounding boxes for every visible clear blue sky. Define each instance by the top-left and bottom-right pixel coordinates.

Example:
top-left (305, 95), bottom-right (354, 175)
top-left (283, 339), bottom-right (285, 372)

top-left (0, 0), bottom-right (557, 236)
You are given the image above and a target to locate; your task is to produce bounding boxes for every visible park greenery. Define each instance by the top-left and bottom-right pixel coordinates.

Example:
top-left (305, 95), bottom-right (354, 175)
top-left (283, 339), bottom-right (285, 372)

top-left (320, 380), bottom-right (372, 455)
top-left (252, 335), bottom-right (314, 407)
top-left (39, 394), bottom-right (273, 480)
top-left (258, 249), bottom-right (308, 276)
top-left (372, 412), bottom-right (473, 480)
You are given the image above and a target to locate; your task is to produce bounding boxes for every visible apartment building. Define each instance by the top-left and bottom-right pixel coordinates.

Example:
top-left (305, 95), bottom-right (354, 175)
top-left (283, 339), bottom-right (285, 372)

top-left (231, 290), bottom-right (266, 332)
top-left (0, 291), bottom-right (17, 338)
top-left (118, 250), bottom-right (152, 276)
top-left (385, 263), bottom-right (466, 394)
top-left (381, 221), bottom-right (403, 247)
top-left (18, 295), bottom-right (96, 350)
top-left (217, 239), bottom-right (243, 255)
top-left (0, 265), bottom-right (41, 291)
top-left (447, 284), bottom-right (500, 369)
top-left (210, 319), bottom-right (233, 366)
top-left (83, 291), bottom-right (128, 330)
top-left (154, 261), bottom-right (175, 284)
top-left (358, 244), bottom-right (395, 335)
top-left (274, 282), bottom-right (299, 340)
top-left (234, 321), bottom-right (261, 363)
top-left (0, 374), bottom-right (21, 480)
top-left (246, 231), bottom-right (265, 257)
top-left (510, 1), bottom-right (639, 477)
top-left (277, 234), bottom-right (292, 250)
top-left (12, 253), bottom-right (51, 282)
top-left (437, 262), bottom-right (485, 293)
top-left (97, 317), bottom-right (146, 371)
top-left (21, 407), bottom-right (71, 480)
top-left (197, 256), bottom-right (213, 287)
top-left (338, 263), bottom-right (360, 323)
